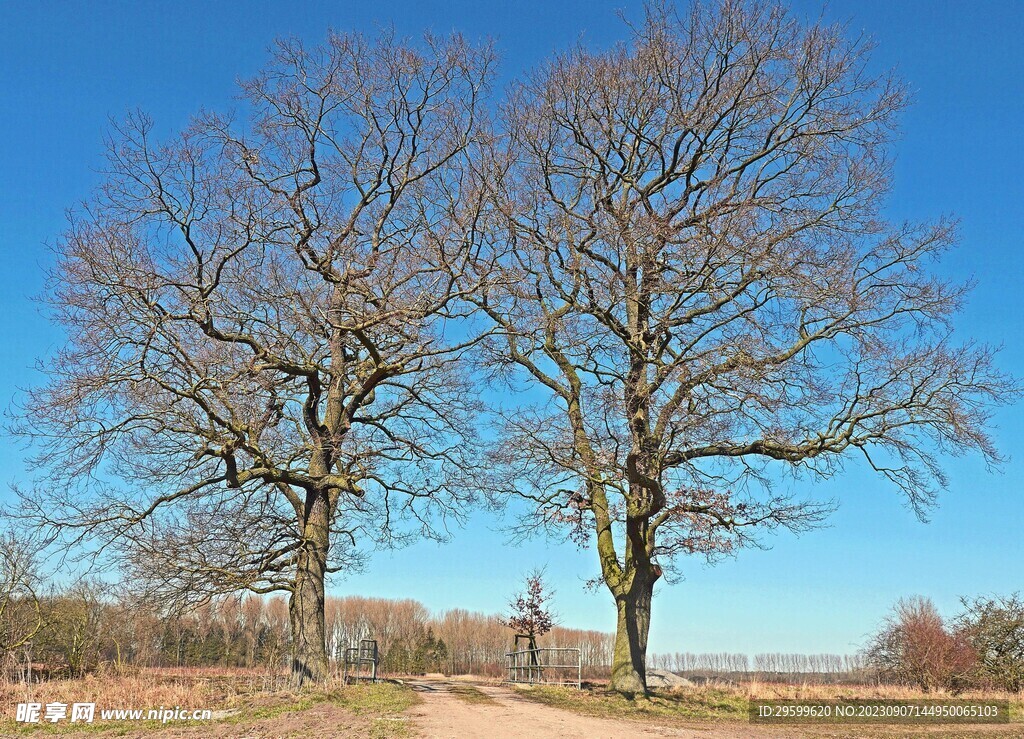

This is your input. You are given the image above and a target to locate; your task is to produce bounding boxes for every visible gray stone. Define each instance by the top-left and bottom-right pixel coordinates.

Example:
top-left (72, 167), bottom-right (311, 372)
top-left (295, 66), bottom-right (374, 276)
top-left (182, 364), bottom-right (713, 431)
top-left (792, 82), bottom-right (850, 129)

top-left (645, 669), bottom-right (694, 688)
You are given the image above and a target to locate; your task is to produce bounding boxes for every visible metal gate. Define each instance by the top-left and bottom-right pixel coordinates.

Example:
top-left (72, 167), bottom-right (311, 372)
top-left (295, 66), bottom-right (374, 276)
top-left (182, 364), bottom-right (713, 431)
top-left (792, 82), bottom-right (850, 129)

top-left (342, 638), bottom-right (379, 683)
top-left (505, 647), bottom-right (581, 689)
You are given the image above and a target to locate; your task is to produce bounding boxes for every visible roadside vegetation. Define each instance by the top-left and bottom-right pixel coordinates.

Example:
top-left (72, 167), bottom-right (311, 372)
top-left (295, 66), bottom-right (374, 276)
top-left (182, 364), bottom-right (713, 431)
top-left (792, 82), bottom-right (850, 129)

top-left (515, 681), bottom-right (1024, 729)
top-left (447, 684), bottom-right (497, 706)
top-left (516, 683), bottom-right (747, 722)
top-left (0, 671), bottom-right (416, 736)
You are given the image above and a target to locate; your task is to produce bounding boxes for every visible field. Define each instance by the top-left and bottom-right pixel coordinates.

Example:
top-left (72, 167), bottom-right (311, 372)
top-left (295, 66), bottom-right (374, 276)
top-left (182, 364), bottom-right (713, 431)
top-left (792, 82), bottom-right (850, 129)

top-left (0, 668), bottom-right (415, 738)
top-left (515, 681), bottom-right (1024, 736)
top-left (2, 669), bottom-right (1023, 738)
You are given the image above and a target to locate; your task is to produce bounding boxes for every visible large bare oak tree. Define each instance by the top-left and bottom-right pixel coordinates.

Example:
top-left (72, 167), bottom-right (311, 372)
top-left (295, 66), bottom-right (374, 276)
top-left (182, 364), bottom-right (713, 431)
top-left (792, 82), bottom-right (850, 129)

top-left (13, 30), bottom-right (494, 684)
top-left (475, 1), bottom-right (1015, 694)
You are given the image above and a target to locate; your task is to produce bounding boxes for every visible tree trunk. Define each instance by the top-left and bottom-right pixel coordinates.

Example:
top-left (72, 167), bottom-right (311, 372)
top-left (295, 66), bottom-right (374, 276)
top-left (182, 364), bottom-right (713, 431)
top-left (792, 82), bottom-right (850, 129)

top-left (289, 494), bottom-right (331, 687)
top-left (609, 576), bottom-right (655, 696)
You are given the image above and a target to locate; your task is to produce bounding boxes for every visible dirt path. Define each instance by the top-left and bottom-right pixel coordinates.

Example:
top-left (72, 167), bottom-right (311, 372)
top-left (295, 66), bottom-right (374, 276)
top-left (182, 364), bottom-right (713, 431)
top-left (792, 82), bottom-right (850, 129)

top-left (405, 678), bottom-right (752, 738)
top-left (404, 679), bottom-right (1024, 739)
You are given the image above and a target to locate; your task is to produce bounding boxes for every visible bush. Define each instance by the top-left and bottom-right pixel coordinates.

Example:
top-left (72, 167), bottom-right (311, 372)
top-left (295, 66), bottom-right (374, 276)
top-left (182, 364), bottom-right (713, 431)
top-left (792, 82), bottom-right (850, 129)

top-left (958, 594), bottom-right (1024, 692)
top-left (865, 596), bottom-right (975, 692)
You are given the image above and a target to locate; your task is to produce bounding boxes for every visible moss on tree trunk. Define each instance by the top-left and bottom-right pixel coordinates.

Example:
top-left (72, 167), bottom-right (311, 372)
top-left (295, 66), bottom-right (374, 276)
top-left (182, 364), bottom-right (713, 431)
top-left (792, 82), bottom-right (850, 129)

top-left (289, 495), bottom-right (331, 686)
top-left (609, 573), bottom-right (655, 696)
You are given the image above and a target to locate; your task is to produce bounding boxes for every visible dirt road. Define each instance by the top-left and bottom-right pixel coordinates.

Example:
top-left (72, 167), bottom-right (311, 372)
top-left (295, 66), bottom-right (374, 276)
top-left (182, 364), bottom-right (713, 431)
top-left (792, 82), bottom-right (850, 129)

top-left (405, 678), bottom-right (750, 738)
top-left (404, 679), bottom-right (1024, 739)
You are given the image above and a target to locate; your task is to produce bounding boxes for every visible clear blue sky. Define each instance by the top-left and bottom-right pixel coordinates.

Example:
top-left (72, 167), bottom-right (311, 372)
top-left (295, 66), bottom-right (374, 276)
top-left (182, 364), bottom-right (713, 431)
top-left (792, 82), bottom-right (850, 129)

top-left (1, 0), bottom-right (1022, 657)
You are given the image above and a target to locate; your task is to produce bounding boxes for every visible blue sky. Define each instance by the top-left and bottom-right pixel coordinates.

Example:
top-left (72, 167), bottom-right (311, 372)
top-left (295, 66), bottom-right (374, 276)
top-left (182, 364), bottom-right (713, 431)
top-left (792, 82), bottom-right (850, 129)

top-left (1, 0), bottom-right (1022, 657)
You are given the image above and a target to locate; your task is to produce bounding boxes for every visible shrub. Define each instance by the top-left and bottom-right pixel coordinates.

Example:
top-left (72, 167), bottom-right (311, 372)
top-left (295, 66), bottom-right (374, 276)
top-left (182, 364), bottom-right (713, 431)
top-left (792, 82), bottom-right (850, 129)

top-left (958, 594), bottom-right (1024, 691)
top-left (865, 597), bottom-right (975, 692)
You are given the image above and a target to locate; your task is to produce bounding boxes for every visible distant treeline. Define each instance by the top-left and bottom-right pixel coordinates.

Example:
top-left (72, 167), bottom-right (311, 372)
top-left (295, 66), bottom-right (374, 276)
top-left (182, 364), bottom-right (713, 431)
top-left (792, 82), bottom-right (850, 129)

top-left (647, 651), bottom-right (868, 681)
top-left (1, 586), bottom-right (614, 679)
top-left (6, 586), bottom-right (881, 683)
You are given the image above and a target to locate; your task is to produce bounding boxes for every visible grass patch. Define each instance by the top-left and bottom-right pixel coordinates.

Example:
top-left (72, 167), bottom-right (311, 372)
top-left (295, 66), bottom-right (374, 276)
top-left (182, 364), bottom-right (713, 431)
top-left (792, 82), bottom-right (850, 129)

top-left (0, 681), bottom-right (418, 738)
top-left (1, 718), bottom-right (214, 736)
top-left (515, 683), bottom-right (747, 723)
top-left (517, 684), bottom-right (1024, 738)
top-left (448, 684), bottom-right (497, 705)
top-left (336, 681), bottom-right (418, 715)
top-left (0, 689), bottom-right (325, 735)
top-left (228, 689), bottom-right (326, 721)
top-left (222, 682), bottom-right (416, 739)
top-left (334, 682), bottom-right (418, 739)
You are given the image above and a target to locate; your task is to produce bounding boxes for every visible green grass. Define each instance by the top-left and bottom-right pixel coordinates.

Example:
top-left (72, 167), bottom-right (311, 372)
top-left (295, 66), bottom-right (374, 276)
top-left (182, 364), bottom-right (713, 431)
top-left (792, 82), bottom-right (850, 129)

top-left (1, 716), bottom-right (219, 736)
top-left (333, 682), bottom-right (418, 739)
top-left (516, 685), bottom-right (1024, 738)
top-left (447, 684), bottom-right (497, 705)
top-left (0, 695), bottom-right (315, 736)
top-left (0, 682), bottom-right (418, 738)
top-left (514, 683), bottom-right (747, 722)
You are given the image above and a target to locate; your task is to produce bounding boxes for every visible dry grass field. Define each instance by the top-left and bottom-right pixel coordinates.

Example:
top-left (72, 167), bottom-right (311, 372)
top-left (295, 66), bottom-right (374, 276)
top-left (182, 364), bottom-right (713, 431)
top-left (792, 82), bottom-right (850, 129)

top-left (2, 669), bottom-right (1023, 737)
top-left (513, 681), bottom-right (1024, 737)
top-left (0, 668), bottom-right (416, 738)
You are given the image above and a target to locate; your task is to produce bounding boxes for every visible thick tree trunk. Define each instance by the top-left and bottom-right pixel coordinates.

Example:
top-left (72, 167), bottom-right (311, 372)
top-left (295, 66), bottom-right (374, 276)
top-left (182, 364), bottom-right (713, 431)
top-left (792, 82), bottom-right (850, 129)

top-left (609, 575), bottom-right (655, 696)
top-left (289, 495), bottom-right (330, 687)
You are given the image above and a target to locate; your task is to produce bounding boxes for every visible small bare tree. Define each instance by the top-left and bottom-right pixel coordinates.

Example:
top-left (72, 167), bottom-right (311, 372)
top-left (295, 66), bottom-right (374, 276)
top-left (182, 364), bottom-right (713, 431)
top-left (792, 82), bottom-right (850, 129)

top-left (507, 570), bottom-right (555, 650)
top-left (507, 570), bottom-right (555, 677)
top-left (12, 29), bottom-right (495, 684)
top-left (475, 0), bottom-right (1016, 694)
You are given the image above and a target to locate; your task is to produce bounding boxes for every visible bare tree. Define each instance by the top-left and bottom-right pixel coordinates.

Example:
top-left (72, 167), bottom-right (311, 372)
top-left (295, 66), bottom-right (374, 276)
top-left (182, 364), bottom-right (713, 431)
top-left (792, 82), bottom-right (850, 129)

top-left (475, 1), bottom-right (1015, 694)
top-left (38, 582), bottom-right (111, 678)
top-left (12, 29), bottom-right (495, 684)
top-left (0, 533), bottom-right (42, 667)
top-left (865, 596), bottom-right (976, 692)
top-left (958, 593), bottom-right (1024, 691)
top-left (506, 569), bottom-right (555, 649)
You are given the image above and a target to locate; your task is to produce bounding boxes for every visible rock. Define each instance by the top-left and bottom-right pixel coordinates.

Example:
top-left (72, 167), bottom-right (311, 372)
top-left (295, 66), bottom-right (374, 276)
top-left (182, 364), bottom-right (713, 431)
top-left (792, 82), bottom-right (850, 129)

top-left (645, 669), bottom-right (694, 688)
